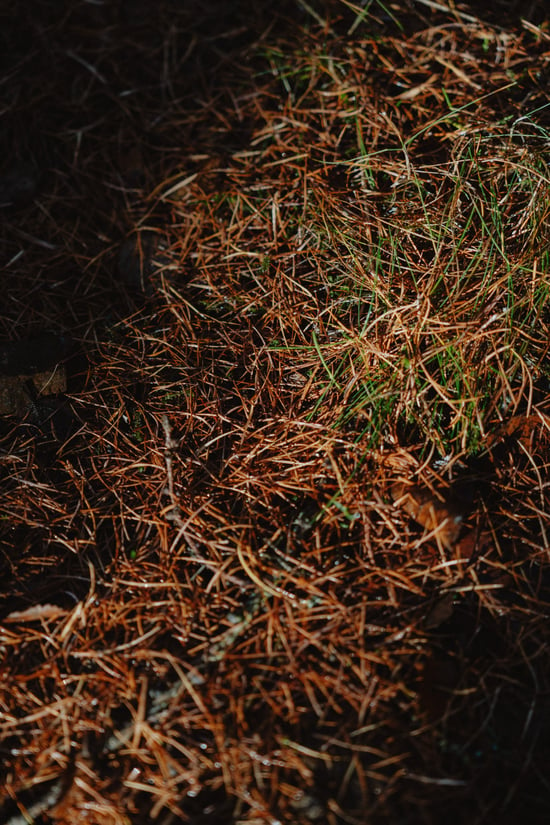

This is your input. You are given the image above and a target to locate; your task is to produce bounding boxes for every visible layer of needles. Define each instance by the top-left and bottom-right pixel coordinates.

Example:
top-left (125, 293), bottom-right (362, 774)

top-left (1, 1), bottom-right (550, 823)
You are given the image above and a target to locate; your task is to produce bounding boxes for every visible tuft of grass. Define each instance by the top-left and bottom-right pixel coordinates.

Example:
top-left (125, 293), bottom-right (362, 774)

top-left (303, 123), bottom-right (550, 458)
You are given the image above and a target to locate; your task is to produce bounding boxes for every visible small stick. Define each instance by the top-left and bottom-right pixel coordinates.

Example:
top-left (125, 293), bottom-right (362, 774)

top-left (161, 414), bottom-right (182, 525)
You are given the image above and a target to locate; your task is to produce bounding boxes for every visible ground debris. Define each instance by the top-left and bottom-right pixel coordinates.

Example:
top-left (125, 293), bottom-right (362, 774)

top-left (2, 0), bottom-right (550, 822)
top-left (390, 480), bottom-right (464, 550)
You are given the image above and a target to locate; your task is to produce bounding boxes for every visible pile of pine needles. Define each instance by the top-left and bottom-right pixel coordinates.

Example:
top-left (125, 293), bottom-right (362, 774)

top-left (1, 0), bottom-right (550, 822)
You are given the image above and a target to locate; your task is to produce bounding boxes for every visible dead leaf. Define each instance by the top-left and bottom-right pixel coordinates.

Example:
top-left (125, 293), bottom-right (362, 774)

top-left (4, 603), bottom-right (70, 623)
top-left (424, 592), bottom-right (455, 630)
top-left (487, 413), bottom-right (549, 450)
top-left (391, 481), bottom-right (464, 549)
top-left (0, 367), bottom-right (67, 416)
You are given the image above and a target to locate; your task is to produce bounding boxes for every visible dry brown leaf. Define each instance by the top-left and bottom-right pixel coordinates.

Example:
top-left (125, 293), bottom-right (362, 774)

top-left (487, 413), bottom-right (550, 450)
top-left (424, 592), bottom-right (455, 630)
top-left (390, 481), bottom-right (464, 549)
top-left (0, 367), bottom-right (66, 417)
top-left (3, 603), bottom-right (70, 623)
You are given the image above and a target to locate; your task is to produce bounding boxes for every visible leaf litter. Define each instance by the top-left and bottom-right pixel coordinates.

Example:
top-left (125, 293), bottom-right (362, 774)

top-left (1, 1), bottom-right (550, 823)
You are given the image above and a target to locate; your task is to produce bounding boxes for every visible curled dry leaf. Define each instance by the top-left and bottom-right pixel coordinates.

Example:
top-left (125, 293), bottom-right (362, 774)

top-left (424, 592), bottom-right (455, 630)
top-left (0, 367), bottom-right (67, 417)
top-left (3, 603), bottom-right (70, 623)
top-left (390, 481), bottom-right (464, 550)
top-left (487, 413), bottom-right (550, 451)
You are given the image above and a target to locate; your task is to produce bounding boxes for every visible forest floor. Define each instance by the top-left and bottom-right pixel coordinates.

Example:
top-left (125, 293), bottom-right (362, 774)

top-left (1, 1), bottom-right (550, 823)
